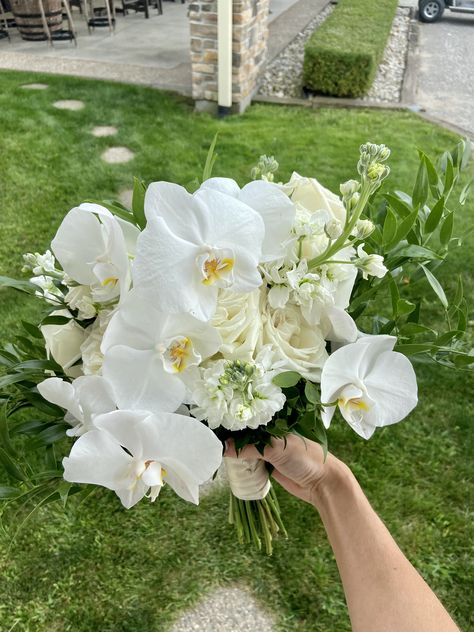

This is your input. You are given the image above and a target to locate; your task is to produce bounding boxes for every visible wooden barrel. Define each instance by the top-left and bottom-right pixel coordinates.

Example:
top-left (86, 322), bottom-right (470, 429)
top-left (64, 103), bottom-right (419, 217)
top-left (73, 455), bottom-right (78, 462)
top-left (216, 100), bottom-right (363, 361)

top-left (11, 0), bottom-right (63, 40)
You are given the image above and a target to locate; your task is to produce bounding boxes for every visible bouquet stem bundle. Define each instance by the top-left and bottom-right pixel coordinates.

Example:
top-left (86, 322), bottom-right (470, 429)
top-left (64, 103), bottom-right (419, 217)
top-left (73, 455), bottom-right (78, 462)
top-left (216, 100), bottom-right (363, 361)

top-left (229, 485), bottom-right (287, 555)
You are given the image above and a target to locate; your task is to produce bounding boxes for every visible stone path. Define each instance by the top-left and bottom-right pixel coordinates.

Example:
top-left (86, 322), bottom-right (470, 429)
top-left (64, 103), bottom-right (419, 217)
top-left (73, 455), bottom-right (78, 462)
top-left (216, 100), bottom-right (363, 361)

top-left (91, 126), bottom-right (118, 138)
top-left (21, 82), bottom-right (48, 90)
top-left (101, 147), bottom-right (135, 164)
top-left (171, 587), bottom-right (275, 632)
top-left (53, 99), bottom-right (85, 110)
top-left (414, 13), bottom-right (474, 137)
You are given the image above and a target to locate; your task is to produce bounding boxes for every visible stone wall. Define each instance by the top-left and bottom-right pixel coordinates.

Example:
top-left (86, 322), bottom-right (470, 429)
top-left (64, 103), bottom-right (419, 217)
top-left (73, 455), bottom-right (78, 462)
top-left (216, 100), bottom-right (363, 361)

top-left (189, 0), bottom-right (270, 112)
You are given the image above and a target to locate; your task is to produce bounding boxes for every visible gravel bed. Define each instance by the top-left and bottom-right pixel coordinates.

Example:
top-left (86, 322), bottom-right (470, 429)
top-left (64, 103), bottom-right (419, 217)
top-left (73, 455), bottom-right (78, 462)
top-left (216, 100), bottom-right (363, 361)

top-left (258, 5), bottom-right (411, 104)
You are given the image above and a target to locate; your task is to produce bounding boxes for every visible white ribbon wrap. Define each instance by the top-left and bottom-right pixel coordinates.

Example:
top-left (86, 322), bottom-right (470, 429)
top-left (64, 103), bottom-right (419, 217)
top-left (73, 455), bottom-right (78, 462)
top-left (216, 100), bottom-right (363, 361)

top-left (224, 456), bottom-right (271, 501)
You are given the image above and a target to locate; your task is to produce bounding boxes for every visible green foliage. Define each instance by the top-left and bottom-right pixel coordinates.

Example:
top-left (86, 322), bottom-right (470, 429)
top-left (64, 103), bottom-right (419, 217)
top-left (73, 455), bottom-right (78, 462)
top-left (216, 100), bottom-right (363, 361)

top-left (303, 0), bottom-right (398, 97)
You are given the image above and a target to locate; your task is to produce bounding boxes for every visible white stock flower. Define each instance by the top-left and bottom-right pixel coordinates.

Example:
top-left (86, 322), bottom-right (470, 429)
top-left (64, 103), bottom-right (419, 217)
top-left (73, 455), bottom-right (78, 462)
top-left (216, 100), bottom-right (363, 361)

top-left (23, 250), bottom-right (57, 276)
top-left (356, 244), bottom-right (388, 280)
top-left (30, 275), bottom-right (63, 304)
top-left (260, 301), bottom-right (328, 381)
top-left (62, 410), bottom-right (223, 508)
top-left (192, 348), bottom-right (285, 431)
top-left (65, 285), bottom-right (97, 320)
top-left (102, 289), bottom-right (221, 413)
top-left (37, 375), bottom-right (116, 437)
top-left (212, 289), bottom-right (261, 361)
top-left (51, 203), bottom-right (139, 304)
top-left (80, 309), bottom-right (115, 375)
top-left (41, 310), bottom-right (87, 378)
top-left (320, 335), bottom-right (418, 439)
top-left (199, 177), bottom-right (296, 261)
top-left (133, 182), bottom-right (265, 321)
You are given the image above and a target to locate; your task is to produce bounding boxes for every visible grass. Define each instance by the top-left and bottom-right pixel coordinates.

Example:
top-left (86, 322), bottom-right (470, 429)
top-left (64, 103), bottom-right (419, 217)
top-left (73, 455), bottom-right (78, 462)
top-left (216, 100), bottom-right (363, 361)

top-left (0, 70), bottom-right (473, 631)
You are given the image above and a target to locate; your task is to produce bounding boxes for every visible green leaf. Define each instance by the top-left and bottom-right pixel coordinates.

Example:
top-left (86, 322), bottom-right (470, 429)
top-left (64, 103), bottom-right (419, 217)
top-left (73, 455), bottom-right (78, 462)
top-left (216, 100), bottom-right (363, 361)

top-left (21, 321), bottom-right (43, 339)
top-left (0, 372), bottom-right (39, 389)
top-left (422, 152), bottom-right (442, 197)
top-left (397, 299), bottom-right (416, 316)
top-left (387, 276), bottom-right (400, 316)
top-left (273, 371), bottom-right (301, 388)
top-left (382, 208), bottom-right (397, 246)
top-left (384, 193), bottom-right (412, 218)
top-left (202, 133), bottom-right (219, 182)
top-left (0, 447), bottom-right (27, 481)
top-left (387, 208), bottom-right (419, 250)
top-left (420, 265), bottom-right (448, 308)
top-left (453, 353), bottom-right (474, 368)
top-left (412, 159), bottom-right (429, 209)
top-left (443, 155), bottom-right (455, 197)
top-left (400, 322), bottom-right (435, 336)
top-left (0, 485), bottom-right (20, 499)
top-left (304, 381), bottom-right (319, 405)
top-left (459, 179), bottom-right (472, 205)
top-left (424, 196), bottom-right (445, 233)
top-left (395, 343), bottom-right (436, 355)
top-left (0, 276), bottom-right (36, 294)
top-left (439, 212), bottom-right (454, 246)
top-left (132, 177), bottom-right (147, 229)
top-left (393, 245), bottom-right (442, 261)
top-left (40, 315), bottom-right (71, 326)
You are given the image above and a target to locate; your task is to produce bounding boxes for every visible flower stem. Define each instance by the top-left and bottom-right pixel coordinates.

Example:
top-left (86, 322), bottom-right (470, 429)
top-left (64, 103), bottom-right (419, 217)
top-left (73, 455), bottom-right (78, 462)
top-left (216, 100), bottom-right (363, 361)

top-left (228, 483), bottom-right (287, 555)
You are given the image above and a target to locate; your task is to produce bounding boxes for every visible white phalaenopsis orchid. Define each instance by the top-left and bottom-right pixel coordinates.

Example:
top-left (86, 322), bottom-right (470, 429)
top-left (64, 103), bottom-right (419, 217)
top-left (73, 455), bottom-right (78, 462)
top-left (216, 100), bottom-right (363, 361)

top-left (37, 375), bottom-right (116, 436)
top-left (199, 177), bottom-right (296, 262)
top-left (132, 182), bottom-right (265, 321)
top-left (101, 289), bottom-right (221, 413)
top-left (62, 410), bottom-right (223, 507)
top-left (320, 335), bottom-right (417, 439)
top-left (51, 203), bottom-right (139, 304)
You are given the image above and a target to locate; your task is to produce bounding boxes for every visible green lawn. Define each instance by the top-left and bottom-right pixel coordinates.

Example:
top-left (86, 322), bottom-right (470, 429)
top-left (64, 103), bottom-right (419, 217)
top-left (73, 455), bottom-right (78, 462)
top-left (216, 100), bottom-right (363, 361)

top-left (0, 70), bottom-right (473, 632)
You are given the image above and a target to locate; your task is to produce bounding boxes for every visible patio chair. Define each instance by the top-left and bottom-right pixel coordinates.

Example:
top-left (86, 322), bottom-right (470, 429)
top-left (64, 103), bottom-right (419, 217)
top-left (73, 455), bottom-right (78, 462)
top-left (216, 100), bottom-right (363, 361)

top-left (0, 0), bottom-right (12, 41)
top-left (83, 0), bottom-right (115, 32)
top-left (121, 0), bottom-right (162, 19)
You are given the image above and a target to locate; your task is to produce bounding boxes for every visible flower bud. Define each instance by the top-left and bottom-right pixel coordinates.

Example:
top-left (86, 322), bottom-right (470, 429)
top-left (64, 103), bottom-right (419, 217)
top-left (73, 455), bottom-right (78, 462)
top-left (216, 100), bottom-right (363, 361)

top-left (367, 162), bottom-right (388, 181)
top-left (353, 218), bottom-right (375, 239)
top-left (340, 179), bottom-right (360, 197)
top-left (324, 218), bottom-right (343, 240)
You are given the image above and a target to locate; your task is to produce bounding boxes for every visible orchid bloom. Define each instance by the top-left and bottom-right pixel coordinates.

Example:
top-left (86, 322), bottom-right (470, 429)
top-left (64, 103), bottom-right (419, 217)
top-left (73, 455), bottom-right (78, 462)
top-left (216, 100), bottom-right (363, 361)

top-left (101, 289), bottom-right (221, 413)
top-left (51, 203), bottom-right (139, 304)
top-left (132, 182), bottom-right (265, 321)
top-left (37, 375), bottom-right (116, 436)
top-left (320, 335), bottom-right (417, 439)
top-left (199, 177), bottom-right (295, 262)
top-left (62, 410), bottom-right (223, 507)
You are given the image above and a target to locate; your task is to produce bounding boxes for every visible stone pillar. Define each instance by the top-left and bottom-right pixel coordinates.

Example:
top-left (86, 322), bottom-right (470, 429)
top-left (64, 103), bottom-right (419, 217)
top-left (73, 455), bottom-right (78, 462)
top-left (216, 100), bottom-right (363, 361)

top-left (189, 0), bottom-right (270, 114)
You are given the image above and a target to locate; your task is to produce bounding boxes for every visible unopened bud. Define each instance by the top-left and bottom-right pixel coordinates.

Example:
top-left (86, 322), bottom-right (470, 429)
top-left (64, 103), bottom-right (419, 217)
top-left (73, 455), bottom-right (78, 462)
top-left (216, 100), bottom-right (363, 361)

top-left (367, 162), bottom-right (387, 181)
top-left (324, 218), bottom-right (343, 240)
top-left (340, 179), bottom-right (360, 197)
top-left (353, 218), bottom-right (375, 239)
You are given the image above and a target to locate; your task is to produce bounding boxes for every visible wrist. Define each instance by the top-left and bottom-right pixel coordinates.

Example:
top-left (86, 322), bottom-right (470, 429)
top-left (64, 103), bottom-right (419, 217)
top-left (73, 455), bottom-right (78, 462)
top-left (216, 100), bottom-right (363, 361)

top-left (310, 455), bottom-right (357, 512)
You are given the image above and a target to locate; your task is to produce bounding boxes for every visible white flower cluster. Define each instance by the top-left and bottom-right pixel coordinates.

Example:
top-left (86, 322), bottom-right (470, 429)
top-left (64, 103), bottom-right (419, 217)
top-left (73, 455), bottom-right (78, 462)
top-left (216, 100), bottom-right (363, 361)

top-left (30, 149), bottom-right (417, 510)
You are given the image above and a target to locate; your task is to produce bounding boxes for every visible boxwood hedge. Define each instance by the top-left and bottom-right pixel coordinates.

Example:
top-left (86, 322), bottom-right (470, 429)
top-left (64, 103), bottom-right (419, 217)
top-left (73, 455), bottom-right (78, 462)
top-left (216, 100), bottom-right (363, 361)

top-left (303, 0), bottom-right (399, 98)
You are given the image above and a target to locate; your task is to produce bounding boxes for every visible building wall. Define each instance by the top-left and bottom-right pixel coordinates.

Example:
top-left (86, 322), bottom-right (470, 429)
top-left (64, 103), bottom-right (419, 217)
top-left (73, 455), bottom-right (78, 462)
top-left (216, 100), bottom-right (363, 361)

top-left (189, 0), bottom-right (269, 111)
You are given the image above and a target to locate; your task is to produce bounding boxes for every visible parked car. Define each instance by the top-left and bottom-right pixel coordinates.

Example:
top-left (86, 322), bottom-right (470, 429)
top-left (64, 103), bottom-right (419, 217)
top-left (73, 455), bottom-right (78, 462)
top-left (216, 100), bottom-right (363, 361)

top-left (419, 0), bottom-right (474, 22)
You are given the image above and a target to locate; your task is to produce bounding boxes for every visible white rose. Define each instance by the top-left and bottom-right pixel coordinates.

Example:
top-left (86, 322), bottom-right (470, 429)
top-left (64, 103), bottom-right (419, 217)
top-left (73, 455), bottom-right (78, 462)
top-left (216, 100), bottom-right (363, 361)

top-left (41, 310), bottom-right (87, 378)
top-left (212, 289), bottom-right (262, 361)
top-left (260, 300), bottom-right (328, 382)
top-left (286, 172), bottom-right (346, 225)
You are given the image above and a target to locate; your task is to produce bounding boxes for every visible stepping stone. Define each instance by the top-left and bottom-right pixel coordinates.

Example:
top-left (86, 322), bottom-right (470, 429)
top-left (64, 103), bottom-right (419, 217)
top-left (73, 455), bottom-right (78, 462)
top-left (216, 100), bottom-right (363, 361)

top-left (118, 188), bottom-right (133, 208)
top-left (21, 83), bottom-right (48, 90)
top-left (101, 147), bottom-right (135, 164)
top-left (53, 100), bottom-right (85, 111)
top-left (91, 125), bottom-right (118, 138)
top-left (171, 587), bottom-right (275, 632)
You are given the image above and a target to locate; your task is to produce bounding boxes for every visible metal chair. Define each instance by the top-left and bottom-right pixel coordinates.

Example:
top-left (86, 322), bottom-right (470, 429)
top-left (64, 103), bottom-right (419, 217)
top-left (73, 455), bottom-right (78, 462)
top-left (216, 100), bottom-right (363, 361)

top-left (83, 0), bottom-right (115, 32)
top-left (121, 0), bottom-right (163, 19)
top-left (0, 0), bottom-right (12, 41)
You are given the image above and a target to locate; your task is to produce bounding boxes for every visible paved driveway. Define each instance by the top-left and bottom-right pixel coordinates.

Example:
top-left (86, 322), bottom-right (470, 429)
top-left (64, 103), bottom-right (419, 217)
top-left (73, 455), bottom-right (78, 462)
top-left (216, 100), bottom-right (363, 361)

top-left (415, 13), bottom-right (474, 137)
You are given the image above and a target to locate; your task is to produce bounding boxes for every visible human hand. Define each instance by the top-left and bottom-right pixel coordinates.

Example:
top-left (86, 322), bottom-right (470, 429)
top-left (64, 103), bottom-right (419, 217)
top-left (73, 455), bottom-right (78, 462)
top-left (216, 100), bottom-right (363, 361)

top-left (225, 434), bottom-right (342, 507)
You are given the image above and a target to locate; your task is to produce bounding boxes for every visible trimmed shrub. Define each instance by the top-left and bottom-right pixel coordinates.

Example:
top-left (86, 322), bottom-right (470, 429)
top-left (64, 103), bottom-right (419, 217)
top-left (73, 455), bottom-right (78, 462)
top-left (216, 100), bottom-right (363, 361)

top-left (303, 0), bottom-right (398, 98)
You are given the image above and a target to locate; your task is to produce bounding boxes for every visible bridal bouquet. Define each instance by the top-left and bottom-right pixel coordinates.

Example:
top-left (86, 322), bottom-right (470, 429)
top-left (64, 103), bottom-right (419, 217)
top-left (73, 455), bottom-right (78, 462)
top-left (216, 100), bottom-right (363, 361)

top-left (0, 139), bottom-right (472, 553)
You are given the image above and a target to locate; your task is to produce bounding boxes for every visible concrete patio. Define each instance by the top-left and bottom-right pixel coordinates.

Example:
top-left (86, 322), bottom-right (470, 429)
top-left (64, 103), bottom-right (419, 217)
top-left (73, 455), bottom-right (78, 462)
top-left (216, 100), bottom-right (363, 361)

top-left (0, 0), bottom-right (326, 94)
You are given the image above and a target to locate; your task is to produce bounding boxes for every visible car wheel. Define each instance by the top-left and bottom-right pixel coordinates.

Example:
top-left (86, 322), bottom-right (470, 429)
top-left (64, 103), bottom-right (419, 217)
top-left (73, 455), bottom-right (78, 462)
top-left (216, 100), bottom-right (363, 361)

top-left (419, 0), bottom-right (445, 22)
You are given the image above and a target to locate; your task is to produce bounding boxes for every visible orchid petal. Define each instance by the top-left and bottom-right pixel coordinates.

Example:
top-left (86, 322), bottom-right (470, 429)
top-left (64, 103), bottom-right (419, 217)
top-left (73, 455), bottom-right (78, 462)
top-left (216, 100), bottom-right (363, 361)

top-left (103, 346), bottom-right (186, 413)
top-left (37, 377), bottom-right (82, 422)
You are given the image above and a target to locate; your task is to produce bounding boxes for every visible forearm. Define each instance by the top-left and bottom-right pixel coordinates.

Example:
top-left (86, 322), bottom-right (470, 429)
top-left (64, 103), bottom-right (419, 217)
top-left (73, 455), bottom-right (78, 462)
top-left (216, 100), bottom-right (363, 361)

top-left (312, 458), bottom-right (459, 632)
